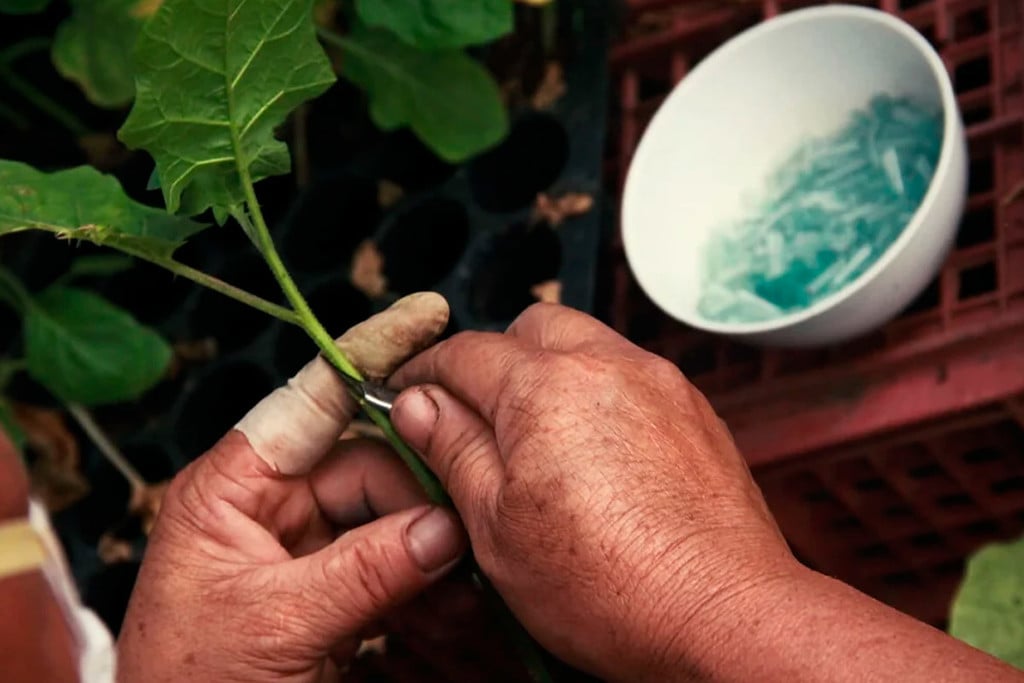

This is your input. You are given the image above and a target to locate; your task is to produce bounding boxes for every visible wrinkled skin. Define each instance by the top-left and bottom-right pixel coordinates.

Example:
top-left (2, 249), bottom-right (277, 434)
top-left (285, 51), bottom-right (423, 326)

top-left (116, 293), bottom-right (470, 683)
top-left (389, 303), bottom-right (795, 681)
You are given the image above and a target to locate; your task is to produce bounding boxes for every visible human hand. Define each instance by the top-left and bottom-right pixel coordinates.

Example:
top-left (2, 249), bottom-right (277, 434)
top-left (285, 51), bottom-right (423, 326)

top-left (116, 293), bottom-right (468, 683)
top-left (389, 303), bottom-right (797, 682)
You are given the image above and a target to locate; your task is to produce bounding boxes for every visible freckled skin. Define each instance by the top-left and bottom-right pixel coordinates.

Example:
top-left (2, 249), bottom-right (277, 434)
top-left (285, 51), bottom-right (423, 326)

top-left (391, 302), bottom-right (1024, 683)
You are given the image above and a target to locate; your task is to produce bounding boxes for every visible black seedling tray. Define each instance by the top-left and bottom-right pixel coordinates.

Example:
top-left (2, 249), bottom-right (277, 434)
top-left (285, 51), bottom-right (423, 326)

top-left (0, 0), bottom-right (612, 635)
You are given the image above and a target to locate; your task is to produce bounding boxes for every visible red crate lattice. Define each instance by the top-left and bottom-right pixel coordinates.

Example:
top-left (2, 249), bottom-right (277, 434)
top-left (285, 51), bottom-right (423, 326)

top-left (604, 0), bottom-right (1024, 625)
top-left (607, 0), bottom-right (1024, 398)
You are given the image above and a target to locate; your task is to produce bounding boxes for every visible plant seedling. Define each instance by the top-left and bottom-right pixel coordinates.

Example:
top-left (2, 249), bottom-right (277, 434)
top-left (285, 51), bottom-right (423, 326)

top-left (0, 1), bottom-right (553, 680)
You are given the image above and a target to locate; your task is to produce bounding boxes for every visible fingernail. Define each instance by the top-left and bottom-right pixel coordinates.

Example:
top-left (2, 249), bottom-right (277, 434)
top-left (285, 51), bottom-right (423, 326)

top-left (406, 507), bottom-right (465, 572)
top-left (394, 388), bottom-right (439, 449)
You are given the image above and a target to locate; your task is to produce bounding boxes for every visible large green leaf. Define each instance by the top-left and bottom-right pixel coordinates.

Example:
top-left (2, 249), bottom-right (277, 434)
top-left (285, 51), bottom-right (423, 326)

top-left (949, 534), bottom-right (1024, 669)
top-left (52, 0), bottom-right (152, 108)
top-left (23, 286), bottom-right (172, 406)
top-left (338, 28), bottom-right (507, 162)
top-left (0, 0), bottom-right (50, 14)
top-left (118, 0), bottom-right (336, 216)
top-left (0, 160), bottom-right (205, 260)
top-left (355, 0), bottom-right (512, 49)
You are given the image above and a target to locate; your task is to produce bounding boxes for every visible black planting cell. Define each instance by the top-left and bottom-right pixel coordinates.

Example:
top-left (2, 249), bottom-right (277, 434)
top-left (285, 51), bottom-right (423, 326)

top-left (469, 221), bottom-right (562, 322)
top-left (368, 129), bottom-right (458, 192)
top-left (282, 173), bottom-right (380, 273)
top-left (468, 113), bottom-right (570, 212)
top-left (176, 362), bottom-right (275, 458)
top-left (189, 254), bottom-right (283, 352)
top-left (378, 198), bottom-right (470, 295)
top-left (124, 442), bottom-right (178, 483)
top-left (63, 452), bottom-right (132, 545)
top-left (274, 279), bottom-right (372, 376)
top-left (304, 80), bottom-right (385, 175)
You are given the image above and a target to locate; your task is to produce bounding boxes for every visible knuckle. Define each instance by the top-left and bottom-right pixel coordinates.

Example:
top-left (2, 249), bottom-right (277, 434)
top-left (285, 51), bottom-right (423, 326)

top-left (645, 356), bottom-right (684, 385)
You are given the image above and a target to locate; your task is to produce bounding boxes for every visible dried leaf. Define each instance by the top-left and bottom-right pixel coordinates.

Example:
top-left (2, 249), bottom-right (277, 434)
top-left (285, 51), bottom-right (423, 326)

top-left (165, 338), bottom-right (218, 379)
top-left (533, 192), bottom-right (594, 227)
top-left (14, 404), bottom-right (90, 512)
top-left (351, 239), bottom-right (389, 299)
top-left (377, 180), bottom-right (405, 208)
top-left (531, 279), bottom-right (562, 304)
top-left (356, 635), bottom-right (388, 657)
top-left (129, 481), bottom-right (170, 535)
top-left (530, 62), bottom-right (566, 110)
top-left (98, 533), bottom-right (135, 564)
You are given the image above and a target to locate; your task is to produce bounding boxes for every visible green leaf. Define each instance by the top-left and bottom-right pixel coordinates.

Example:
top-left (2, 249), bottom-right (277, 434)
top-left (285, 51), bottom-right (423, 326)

top-left (949, 534), bottom-right (1024, 669)
top-left (118, 0), bottom-right (336, 216)
top-left (337, 27), bottom-right (507, 162)
top-left (0, 160), bottom-right (205, 260)
top-left (0, 0), bottom-right (50, 14)
top-left (0, 400), bottom-right (25, 451)
top-left (51, 0), bottom-right (151, 108)
top-left (23, 286), bottom-right (172, 406)
top-left (355, 0), bottom-right (512, 49)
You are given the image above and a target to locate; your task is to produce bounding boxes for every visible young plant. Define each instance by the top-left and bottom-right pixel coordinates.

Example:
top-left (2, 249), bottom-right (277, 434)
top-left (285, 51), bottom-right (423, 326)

top-left (0, 255), bottom-right (173, 522)
top-left (0, 0), bottom-right (551, 679)
top-left (0, 0), bottom-right (511, 163)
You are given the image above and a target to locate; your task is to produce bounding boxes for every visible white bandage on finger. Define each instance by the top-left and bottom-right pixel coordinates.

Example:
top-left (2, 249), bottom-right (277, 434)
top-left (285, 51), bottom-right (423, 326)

top-left (235, 292), bottom-right (450, 475)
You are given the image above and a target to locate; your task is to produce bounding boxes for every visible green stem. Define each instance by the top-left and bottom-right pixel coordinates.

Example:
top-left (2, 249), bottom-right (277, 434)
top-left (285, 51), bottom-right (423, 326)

top-left (0, 265), bottom-right (32, 313)
top-left (0, 37), bottom-right (51, 65)
top-left (66, 403), bottom-right (147, 494)
top-left (0, 66), bottom-right (89, 137)
top-left (231, 198), bottom-right (448, 504)
top-left (132, 250), bottom-right (301, 326)
top-left (229, 129), bottom-right (548, 681)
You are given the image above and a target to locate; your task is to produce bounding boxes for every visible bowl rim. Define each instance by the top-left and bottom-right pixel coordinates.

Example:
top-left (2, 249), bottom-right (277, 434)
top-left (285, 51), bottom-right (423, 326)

top-left (621, 4), bottom-right (962, 336)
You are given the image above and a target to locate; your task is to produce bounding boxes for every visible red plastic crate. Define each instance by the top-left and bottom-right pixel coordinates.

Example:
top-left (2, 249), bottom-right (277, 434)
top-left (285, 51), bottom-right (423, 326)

top-left (605, 0), bottom-right (1024, 624)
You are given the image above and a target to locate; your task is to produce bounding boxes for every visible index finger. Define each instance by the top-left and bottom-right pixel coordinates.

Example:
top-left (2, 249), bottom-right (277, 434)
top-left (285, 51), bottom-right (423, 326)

top-left (235, 292), bottom-right (450, 475)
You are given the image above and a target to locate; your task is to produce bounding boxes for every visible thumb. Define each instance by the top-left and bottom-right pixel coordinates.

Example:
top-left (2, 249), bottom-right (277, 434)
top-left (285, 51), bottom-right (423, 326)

top-left (391, 385), bottom-right (504, 532)
top-left (285, 505), bottom-right (466, 648)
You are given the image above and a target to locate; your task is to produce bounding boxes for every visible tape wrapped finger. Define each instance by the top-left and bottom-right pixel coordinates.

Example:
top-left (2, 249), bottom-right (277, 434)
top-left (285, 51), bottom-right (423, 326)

top-left (235, 292), bottom-right (450, 475)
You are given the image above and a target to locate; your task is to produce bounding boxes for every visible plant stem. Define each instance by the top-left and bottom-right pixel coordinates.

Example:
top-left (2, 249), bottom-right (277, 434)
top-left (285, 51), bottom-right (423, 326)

top-left (231, 197), bottom-right (448, 503)
top-left (66, 403), bottom-right (147, 494)
top-left (0, 66), bottom-right (89, 137)
top-left (0, 37), bottom-right (51, 65)
top-left (230, 138), bottom-right (549, 681)
top-left (234, 205), bottom-right (361, 378)
top-left (135, 251), bottom-right (301, 326)
top-left (0, 265), bottom-right (32, 313)
top-left (229, 136), bottom-right (449, 498)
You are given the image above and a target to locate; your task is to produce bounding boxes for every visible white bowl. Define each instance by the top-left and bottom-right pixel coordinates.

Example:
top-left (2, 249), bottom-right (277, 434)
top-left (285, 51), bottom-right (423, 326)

top-left (621, 5), bottom-right (967, 347)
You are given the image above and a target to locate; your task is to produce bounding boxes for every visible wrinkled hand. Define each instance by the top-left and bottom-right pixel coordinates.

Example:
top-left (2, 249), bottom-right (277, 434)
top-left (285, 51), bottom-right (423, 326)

top-left (116, 293), bottom-right (468, 683)
top-left (390, 304), bottom-right (797, 682)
